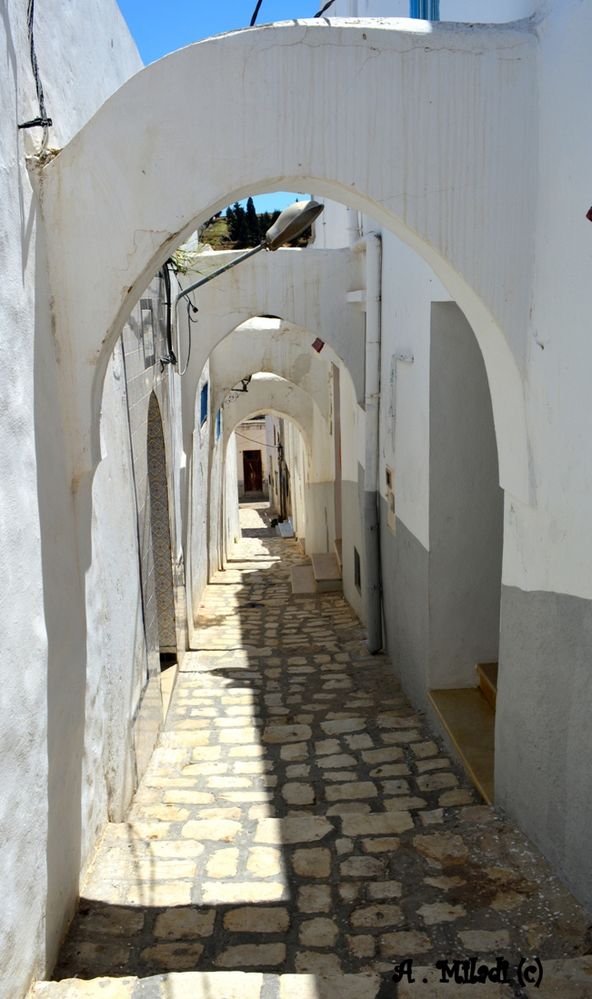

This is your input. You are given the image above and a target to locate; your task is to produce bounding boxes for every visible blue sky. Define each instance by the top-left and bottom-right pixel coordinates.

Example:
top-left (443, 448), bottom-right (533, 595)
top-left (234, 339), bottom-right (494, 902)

top-left (117, 0), bottom-right (322, 212)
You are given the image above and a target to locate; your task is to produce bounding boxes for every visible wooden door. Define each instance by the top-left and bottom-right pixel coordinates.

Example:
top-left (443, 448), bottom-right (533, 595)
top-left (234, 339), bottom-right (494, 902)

top-left (243, 450), bottom-right (263, 492)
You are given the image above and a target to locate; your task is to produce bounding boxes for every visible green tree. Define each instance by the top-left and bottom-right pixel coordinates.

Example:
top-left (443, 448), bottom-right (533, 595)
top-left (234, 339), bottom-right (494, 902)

top-left (246, 196), bottom-right (261, 245)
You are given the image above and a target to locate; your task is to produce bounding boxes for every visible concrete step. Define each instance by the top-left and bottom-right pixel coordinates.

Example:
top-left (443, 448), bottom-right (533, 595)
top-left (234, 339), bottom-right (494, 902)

top-left (428, 686), bottom-right (495, 805)
top-left (290, 563), bottom-right (316, 596)
top-left (477, 661), bottom-right (498, 711)
top-left (30, 972), bottom-right (381, 998)
top-left (311, 552), bottom-right (342, 593)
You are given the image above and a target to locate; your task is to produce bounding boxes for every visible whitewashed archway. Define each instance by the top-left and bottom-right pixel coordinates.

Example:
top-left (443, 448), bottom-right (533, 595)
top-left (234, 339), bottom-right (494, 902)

top-left (40, 18), bottom-right (535, 504)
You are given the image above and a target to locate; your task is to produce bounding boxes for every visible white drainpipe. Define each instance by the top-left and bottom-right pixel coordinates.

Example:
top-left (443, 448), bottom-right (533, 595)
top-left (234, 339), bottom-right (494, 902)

top-left (363, 231), bottom-right (383, 653)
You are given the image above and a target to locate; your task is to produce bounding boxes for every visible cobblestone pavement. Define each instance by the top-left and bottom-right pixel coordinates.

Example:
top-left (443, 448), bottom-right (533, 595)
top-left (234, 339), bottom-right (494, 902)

top-left (49, 504), bottom-right (591, 995)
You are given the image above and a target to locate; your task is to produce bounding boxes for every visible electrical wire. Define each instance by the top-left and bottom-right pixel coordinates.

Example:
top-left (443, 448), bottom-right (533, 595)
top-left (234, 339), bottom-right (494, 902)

top-left (314, 0), bottom-right (336, 14)
top-left (178, 298), bottom-right (199, 377)
top-left (250, 0), bottom-right (264, 25)
top-left (234, 430), bottom-right (281, 450)
top-left (18, 0), bottom-right (52, 150)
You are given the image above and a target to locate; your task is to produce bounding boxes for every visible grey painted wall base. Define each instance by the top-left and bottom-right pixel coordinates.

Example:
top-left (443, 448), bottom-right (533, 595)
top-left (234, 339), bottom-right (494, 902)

top-left (380, 504), bottom-right (429, 710)
top-left (496, 584), bottom-right (592, 912)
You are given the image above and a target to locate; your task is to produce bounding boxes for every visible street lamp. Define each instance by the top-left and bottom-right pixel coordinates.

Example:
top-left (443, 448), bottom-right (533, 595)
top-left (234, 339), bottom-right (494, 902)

top-left (175, 198), bottom-right (324, 309)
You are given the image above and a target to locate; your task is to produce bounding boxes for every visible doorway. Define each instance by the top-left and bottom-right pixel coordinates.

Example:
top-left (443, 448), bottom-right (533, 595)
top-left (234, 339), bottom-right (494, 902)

top-left (427, 303), bottom-right (503, 803)
top-left (243, 449), bottom-right (263, 493)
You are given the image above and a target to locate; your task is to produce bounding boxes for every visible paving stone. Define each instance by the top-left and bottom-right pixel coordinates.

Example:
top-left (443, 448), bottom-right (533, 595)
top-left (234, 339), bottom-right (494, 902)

top-left (181, 820), bottom-right (241, 842)
top-left (321, 719), bottom-right (365, 735)
top-left (367, 880), bottom-right (402, 899)
top-left (340, 856), bottom-right (386, 878)
top-left (215, 943), bottom-right (286, 967)
top-left (419, 809), bottom-right (445, 826)
top-left (326, 801), bottom-right (372, 816)
top-left (345, 734), bottom-right (375, 750)
top-left (411, 741), bottom-right (439, 758)
top-left (413, 832), bottom-right (469, 867)
top-left (154, 909), bottom-right (215, 939)
top-left (350, 904), bottom-right (404, 929)
top-left (317, 753), bottom-right (357, 769)
top-left (416, 772), bottom-right (459, 792)
top-left (207, 848), bottom-right (239, 878)
top-left (326, 781), bottom-right (377, 801)
top-left (384, 795), bottom-right (427, 811)
top-left (361, 748), bottom-right (403, 764)
top-left (140, 941), bottom-right (204, 969)
top-left (254, 816), bottom-right (333, 844)
top-left (282, 782), bottom-right (315, 805)
top-left (315, 738), bottom-right (342, 755)
top-left (299, 916), bottom-right (339, 947)
top-left (347, 935), bottom-right (376, 958)
top-left (294, 952), bottom-right (343, 975)
top-left (292, 847), bottom-right (332, 878)
top-left (224, 907), bottom-right (289, 933)
top-left (418, 901), bottom-right (467, 924)
top-left (342, 813), bottom-right (414, 836)
top-left (262, 724), bottom-right (312, 743)
top-left (246, 846), bottom-right (282, 877)
top-left (380, 930), bottom-right (432, 956)
top-left (362, 837), bottom-right (400, 853)
top-left (280, 743), bottom-right (309, 761)
top-left (298, 884), bottom-right (332, 912)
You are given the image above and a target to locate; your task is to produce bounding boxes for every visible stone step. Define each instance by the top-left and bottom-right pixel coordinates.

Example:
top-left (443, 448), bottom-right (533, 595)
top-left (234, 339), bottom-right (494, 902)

top-left (428, 686), bottom-right (495, 805)
top-left (477, 661), bottom-right (498, 711)
top-left (30, 972), bottom-right (381, 998)
top-left (311, 552), bottom-right (342, 592)
top-left (290, 563), bottom-right (316, 596)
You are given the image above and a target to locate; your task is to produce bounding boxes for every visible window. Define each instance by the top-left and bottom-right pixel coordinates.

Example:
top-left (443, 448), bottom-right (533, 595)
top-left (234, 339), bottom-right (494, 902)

top-left (354, 547), bottom-right (361, 593)
top-left (140, 299), bottom-right (155, 367)
top-left (200, 383), bottom-right (209, 426)
top-left (215, 408), bottom-right (221, 440)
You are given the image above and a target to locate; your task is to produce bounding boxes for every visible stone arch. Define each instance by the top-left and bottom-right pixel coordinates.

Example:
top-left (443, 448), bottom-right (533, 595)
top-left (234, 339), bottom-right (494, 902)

top-left (40, 18), bottom-right (536, 502)
top-left (208, 318), bottom-right (336, 418)
top-left (178, 247), bottom-right (366, 438)
top-left (222, 378), bottom-right (316, 462)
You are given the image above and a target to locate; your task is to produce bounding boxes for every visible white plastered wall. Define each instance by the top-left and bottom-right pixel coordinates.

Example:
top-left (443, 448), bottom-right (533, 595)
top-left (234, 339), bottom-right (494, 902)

top-left (0, 4), bottom-right (141, 994)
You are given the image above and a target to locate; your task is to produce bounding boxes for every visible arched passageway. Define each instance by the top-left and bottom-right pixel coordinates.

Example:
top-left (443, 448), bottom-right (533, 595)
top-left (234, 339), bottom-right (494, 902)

top-left (40, 18), bottom-right (533, 503)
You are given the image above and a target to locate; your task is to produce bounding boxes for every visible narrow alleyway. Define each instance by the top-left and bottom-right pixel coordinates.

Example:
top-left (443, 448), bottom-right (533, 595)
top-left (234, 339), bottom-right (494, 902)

top-left (40, 505), bottom-right (591, 997)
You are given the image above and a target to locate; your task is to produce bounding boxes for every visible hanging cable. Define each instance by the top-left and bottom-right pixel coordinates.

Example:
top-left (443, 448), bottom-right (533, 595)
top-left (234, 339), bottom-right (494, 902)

top-left (250, 0), bottom-right (264, 25)
top-left (178, 299), bottom-right (199, 377)
top-left (18, 0), bottom-right (52, 150)
top-left (314, 0), bottom-right (336, 15)
top-left (159, 262), bottom-right (177, 367)
top-left (234, 431), bottom-right (281, 450)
